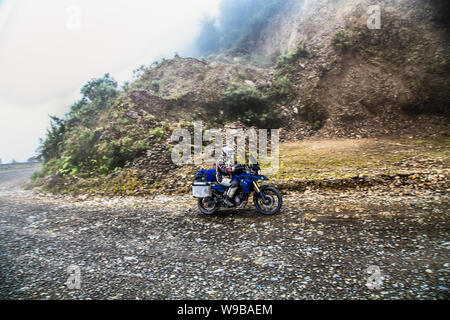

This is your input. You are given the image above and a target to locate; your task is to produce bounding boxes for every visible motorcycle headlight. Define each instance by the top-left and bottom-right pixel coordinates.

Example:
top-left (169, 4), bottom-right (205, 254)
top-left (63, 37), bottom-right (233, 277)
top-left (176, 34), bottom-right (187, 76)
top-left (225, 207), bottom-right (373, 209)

top-left (257, 170), bottom-right (261, 175)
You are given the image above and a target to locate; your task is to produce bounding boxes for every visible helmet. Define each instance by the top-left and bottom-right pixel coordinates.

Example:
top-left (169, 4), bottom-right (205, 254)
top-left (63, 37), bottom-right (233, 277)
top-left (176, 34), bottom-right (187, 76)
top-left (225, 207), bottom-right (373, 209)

top-left (222, 146), bottom-right (235, 159)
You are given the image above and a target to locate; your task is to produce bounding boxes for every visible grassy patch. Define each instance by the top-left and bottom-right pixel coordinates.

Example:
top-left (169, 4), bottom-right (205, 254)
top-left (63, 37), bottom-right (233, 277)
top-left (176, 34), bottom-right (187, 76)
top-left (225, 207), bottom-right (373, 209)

top-left (275, 43), bottom-right (310, 69)
top-left (272, 137), bottom-right (450, 180)
top-left (331, 29), bottom-right (351, 51)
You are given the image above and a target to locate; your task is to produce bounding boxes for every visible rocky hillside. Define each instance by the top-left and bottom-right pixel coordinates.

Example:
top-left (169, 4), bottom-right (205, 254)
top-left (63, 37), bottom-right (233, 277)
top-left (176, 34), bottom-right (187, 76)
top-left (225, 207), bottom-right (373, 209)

top-left (252, 0), bottom-right (450, 138)
top-left (31, 59), bottom-right (276, 195)
top-left (32, 0), bottom-right (450, 196)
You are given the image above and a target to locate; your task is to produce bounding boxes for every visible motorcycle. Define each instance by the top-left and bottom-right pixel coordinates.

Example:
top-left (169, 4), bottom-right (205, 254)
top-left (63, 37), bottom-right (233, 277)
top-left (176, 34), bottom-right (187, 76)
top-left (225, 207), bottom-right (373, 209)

top-left (192, 156), bottom-right (282, 215)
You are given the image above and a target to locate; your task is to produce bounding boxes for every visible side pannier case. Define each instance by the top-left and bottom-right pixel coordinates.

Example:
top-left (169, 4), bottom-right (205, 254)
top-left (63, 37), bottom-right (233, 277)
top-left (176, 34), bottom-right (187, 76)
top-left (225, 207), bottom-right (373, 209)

top-left (192, 181), bottom-right (212, 198)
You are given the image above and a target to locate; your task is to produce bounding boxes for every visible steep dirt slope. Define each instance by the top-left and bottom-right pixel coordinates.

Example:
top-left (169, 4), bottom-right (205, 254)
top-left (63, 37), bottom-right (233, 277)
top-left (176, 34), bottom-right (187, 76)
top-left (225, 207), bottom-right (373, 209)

top-left (254, 0), bottom-right (449, 138)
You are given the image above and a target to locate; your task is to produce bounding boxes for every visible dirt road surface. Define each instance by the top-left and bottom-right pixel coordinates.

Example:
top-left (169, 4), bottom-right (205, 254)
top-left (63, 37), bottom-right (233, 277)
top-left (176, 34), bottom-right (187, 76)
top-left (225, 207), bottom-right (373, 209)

top-left (0, 168), bottom-right (448, 299)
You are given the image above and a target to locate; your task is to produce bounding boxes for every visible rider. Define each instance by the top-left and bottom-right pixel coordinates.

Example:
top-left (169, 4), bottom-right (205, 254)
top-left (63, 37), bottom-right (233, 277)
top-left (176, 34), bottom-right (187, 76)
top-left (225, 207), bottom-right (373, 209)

top-left (216, 146), bottom-right (241, 206)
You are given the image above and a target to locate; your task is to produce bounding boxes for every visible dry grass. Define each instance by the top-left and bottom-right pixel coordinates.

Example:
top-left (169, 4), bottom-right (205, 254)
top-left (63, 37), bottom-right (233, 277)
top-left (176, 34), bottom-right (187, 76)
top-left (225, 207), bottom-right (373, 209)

top-left (273, 137), bottom-right (450, 180)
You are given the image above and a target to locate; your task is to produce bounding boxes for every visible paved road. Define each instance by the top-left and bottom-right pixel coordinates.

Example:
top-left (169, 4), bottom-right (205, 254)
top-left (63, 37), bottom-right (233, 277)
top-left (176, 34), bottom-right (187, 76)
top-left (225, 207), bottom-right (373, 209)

top-left (0, 168), bottom-right (448, 299)
top-left (0, 167), bottom-right (37, 185)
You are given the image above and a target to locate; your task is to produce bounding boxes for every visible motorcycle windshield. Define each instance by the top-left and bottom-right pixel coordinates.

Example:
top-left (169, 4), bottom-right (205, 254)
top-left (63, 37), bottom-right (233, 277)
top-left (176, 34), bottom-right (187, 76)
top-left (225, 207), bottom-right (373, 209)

top-left (249, 155), bottom-right (258, 165)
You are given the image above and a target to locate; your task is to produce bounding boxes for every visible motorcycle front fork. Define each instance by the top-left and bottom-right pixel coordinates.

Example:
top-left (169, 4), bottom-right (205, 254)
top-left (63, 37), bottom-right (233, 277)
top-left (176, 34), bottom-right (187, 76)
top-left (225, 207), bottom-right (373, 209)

top-left (253, 181), bottom-right (266, 202)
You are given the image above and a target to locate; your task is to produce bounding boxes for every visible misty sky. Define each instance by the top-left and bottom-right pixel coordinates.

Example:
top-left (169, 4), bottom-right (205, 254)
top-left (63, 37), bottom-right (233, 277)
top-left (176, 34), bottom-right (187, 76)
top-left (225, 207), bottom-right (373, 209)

top-left (0, 0), bottom-right (220, 163)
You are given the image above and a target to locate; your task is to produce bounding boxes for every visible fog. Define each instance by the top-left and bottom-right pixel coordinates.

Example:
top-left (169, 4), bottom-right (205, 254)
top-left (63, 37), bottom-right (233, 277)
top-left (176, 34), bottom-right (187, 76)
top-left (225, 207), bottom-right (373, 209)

top-left (0, 0), bottom-right (220, 163)
top-left (195, 0), bottom-right (293, 56)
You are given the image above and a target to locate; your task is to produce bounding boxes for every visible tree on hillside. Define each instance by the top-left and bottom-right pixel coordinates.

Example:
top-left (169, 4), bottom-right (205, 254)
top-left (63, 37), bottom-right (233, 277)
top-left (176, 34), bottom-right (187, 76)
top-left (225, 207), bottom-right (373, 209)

top-left (37, 116), bottom-right (66, 162)
top-left (65, 74), bottom-right (118, 128)
top-left (80, 73), bottom-right (118, 108)
top-left (35, 73), bottom-right (119, 176)
top-left (133, 65), bottom-right (147, 79)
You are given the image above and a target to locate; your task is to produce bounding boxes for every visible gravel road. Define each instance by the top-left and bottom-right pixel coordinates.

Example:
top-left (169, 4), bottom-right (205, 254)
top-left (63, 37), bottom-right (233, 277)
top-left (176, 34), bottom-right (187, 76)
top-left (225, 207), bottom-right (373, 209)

top-left (0, 168), bottom-right (448, 299)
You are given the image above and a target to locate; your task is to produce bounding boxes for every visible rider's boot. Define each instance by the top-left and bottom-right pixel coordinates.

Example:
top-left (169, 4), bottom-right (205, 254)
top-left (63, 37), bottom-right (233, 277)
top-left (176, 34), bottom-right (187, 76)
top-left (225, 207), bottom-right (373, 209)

top-left (224, 196), bottom-right (234, 207)
top-left (224, 186), bottom-right (238, 207)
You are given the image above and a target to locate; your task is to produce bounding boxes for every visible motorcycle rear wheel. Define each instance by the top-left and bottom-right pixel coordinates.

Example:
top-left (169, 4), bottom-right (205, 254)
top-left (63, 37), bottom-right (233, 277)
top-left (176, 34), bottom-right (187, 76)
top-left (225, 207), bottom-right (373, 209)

top-left (198, 198), bottom-right (217, 215)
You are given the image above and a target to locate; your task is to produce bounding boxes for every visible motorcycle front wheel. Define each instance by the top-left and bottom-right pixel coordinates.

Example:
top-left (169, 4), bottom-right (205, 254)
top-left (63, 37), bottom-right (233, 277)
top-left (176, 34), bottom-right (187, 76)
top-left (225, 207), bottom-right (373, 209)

top-left (198, 197), bottom-right (217, 215)
top-left (253, 186), bottom-right (282, 215)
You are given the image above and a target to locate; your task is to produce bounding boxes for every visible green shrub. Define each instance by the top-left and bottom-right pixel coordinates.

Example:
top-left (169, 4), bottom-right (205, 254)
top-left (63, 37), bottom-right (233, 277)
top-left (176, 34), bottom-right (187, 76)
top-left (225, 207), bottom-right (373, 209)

top-left (211, 83), bottom-right (283, 128)
top-left (299, 101), bottom-right (328, 129)
top-left (266, 76), bottom-right (296, 103)
top-left (38, 116), bottom-right (65, 162)
top-left (133, 65), bottom-right (148, 79)
top-left (80, 73), bottom-right (118, 109)
top-left (221, 84), bottom-right (267, 115)
top-left (62, 74), bottom-right (118, 129)
top-left (236, 109), bottom-right (282, 128)
top-left (134, 80), bottom-right (145, 89)
top-left (99, 138), bottom-right (148, 174)
top-left (151, 80), bottom-right (160, 93)
top-left (311, 120), bottom-right (323, 131)
top-left (34, 72), bottom-right (166, 180)
top-left (331, 29), bottom-right (352, 50)
top-left (275, 44), bottom-right (310, 69)
top-left (149, 127), bottom-right (165, 141)
top-left (121, 82), bottom-right (130, 91)
top-left (31, 168), bottom-right (47, 182)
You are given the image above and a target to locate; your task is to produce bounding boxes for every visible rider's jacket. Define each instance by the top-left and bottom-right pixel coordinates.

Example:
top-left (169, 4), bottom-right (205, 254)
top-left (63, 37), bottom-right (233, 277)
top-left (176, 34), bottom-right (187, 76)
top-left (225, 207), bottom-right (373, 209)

top-left (216, 156), bottom-right (234, 183)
